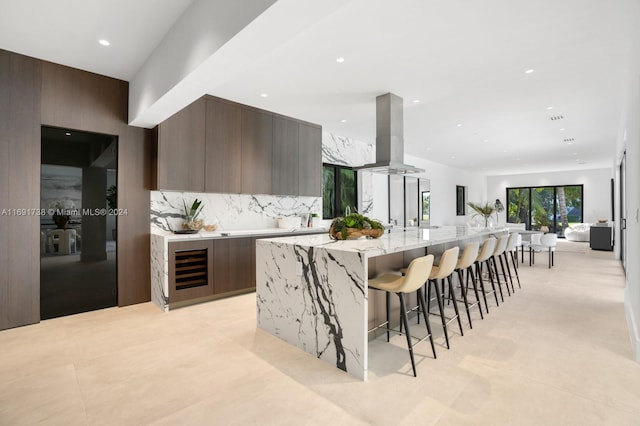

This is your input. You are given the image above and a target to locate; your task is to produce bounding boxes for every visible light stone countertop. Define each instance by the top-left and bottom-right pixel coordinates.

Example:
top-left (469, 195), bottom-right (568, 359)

top-left (257, 226), bottom-right (507, 258)
top-left (151, 226), bottom-right (329, 242)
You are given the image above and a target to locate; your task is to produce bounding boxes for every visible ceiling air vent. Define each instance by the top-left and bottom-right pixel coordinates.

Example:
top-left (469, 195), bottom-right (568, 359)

top-left (563, 138), bottom-right (575, 143)
top-left (549, 115), bottom-right (564, 121)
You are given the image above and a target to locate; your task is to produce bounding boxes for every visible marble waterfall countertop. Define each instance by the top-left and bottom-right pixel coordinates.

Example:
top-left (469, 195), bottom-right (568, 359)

top-left (150, 226), bottom-right (328, 311)
top-left (255, 225), bottom-right (507, 380)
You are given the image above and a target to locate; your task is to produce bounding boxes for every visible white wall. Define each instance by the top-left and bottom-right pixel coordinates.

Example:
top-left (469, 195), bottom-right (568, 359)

top-left (486, 168), bottom-right (613, 225)
top-left (617, 2), bottom-right (640, 362)
top-left (400, 153), bottom-right (487, 226)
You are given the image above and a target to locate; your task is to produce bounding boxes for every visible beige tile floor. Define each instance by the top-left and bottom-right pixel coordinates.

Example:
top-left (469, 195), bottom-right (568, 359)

top-left (1, 241), bottom-right (639, 425)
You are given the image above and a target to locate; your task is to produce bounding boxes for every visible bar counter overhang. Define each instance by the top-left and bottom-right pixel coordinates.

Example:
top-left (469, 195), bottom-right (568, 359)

top-left (256, 226), bottom-right (507, 380)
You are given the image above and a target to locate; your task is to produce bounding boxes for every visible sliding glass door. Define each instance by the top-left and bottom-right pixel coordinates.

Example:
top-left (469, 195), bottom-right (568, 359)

top-left (506, 185), bottom-right (583, 237)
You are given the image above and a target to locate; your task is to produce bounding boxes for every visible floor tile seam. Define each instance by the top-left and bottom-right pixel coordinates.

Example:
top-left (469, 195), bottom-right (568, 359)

top-left (71, 362), bottom-right (91, 426)
top-left (487, 362), bottom-right (640, 416)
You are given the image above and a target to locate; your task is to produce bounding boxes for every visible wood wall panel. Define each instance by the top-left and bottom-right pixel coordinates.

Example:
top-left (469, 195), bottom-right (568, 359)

top-left (0, 50), bottom-right (42, 329)
top-left (0, 50), bottom-right (152, 330)
top-left (41, 61), bottom-right (126, 133)
top-left (117, 126), bottom-right (151, 305)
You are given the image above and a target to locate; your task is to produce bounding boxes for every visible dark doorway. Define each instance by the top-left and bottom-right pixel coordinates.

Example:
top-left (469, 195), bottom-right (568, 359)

top-left (40, 126), bottom-right (118, 319)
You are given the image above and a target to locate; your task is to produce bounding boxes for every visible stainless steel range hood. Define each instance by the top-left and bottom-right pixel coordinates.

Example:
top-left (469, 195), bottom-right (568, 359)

top-left (355, 93), bottom-right (424, 174)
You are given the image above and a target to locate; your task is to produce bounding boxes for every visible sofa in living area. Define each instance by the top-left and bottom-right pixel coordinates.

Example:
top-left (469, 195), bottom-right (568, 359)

top-left (564, 223), bottom-right (590, 242)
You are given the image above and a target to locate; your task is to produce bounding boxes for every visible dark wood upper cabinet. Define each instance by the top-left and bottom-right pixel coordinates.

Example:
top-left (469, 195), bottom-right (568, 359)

top-left (272, 116), bottom-right (299, 195)
top-left (241, 108), bottom-right (273, 195)
top-left (156, 97), bottom-right (206, 191)
top-left (298, 123), bottom-right (322, 196)
top-left (154, 95), bottom-right (321, 196)
top-left (205, 98), bottom-right (242, 193)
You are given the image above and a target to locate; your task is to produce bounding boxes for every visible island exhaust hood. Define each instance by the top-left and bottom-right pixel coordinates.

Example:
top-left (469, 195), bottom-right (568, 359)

top-left (355, 92), bottom-right (424, 174)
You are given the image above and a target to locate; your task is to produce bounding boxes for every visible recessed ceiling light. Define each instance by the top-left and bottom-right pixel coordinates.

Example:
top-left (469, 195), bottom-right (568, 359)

top-left (260, 93), bottom-right (268, 98)
top-left (560, 128), bottom-right (566, 131)
top-left (336, 57), bottom-right (345, 63)
top-left (99, 39), bottom-right (110, 46)
top-left (516, 158), bottom-right (521, 161)
top-left (525, 69), bottom-right (535, 74)
top-left (451, 156), bottom-right (456, 159)
top-left (483, 139), bottom-right (489, 143)
top-left (456, 123), bottom-right (462, 128)
top-left (546, 106), bottom-right (553, 110)
top-left (340, 119), bottom-right (347, 123)
top-left (65, 132), bottom-right (71, 136)
top-left (502, 150), bottom-right (508, 153)
top-left (413, 99), bottom-right (420, 104)
top-left (426, 147), bottom-right (431, 151)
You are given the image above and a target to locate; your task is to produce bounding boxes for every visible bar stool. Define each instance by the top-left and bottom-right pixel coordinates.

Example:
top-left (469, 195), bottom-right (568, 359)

top-left (427, 246), bottom-right (462, 349)
top-left (368, 254), bottom-right (437, 377)
top-left (454, 241), bottom-right (483, 328)
top-left (474, 238), bottom-right (499, 313)
top-left (490, 234), bottom-right (510, 300)
top-left (505, 233), bottom-right (521, 288)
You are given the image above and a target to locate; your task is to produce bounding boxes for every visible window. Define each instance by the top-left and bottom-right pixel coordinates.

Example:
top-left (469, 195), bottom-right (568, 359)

top-left (456, 185), bottom-right (466, 216)
top-left (506, 185), bottom-right (583, 236)
top-left (322, 164), bottom-right (357, 219)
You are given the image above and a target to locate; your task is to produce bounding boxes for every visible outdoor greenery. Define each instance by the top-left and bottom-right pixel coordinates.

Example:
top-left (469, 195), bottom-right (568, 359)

top-left (507, 185), bottom-right (583, 235)
top-left (323, 164), bottom-right (357, 219)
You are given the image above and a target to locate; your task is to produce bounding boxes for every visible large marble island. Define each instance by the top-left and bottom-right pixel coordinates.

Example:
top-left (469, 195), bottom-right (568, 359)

top-left (256, 226), bottom-right (506, 380)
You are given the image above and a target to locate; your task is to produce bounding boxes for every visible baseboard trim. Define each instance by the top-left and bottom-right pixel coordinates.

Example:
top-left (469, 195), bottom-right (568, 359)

top-left (625, 287), bottom-right (640, 362)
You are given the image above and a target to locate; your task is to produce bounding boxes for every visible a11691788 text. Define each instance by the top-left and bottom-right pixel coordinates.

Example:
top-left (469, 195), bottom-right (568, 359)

top-left (1, 208), bottom-right (128, 216)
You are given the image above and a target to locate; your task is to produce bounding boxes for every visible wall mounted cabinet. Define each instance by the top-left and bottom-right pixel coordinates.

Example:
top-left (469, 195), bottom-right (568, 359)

top-left (272, 116), bottom-right (299, 195)
top-left (241, 108), bottom-right (273, 194)
top-left (298, 123), bottom-right (322, 196)
top-left (156, 97), bottom-right (206, 191)
top-left (153, 95), bottom-right (321, 197)
top-left (205, 98), bottom-right (242, 193)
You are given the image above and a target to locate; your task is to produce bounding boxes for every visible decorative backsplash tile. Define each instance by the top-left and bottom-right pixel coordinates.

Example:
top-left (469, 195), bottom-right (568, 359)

top-left (150, 131), bottom-right (376, 232)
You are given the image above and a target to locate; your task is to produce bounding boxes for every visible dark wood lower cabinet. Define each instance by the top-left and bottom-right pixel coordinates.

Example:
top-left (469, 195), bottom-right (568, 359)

top-left (214, 237), bottom-right (254, 294)
top-left (169, 240), bottom-right (214, 303)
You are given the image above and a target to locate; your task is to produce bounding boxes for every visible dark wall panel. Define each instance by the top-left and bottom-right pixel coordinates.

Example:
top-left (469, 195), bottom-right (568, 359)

top-left (0, 51), bottom-right (151, 330)
top-left (40, 61), bottom-right (151, 308)
top-left (117, 125), bottom-right (151, 305)
top-left (0, 50), bottom-right (42, 329)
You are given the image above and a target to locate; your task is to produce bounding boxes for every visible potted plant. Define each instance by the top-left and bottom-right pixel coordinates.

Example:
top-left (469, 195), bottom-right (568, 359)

top-left (106, 185), bottom-right (117, 240)
top-left (329, 212), bottom-right (385, 240)
top-left (182, 198), bottom-right (204, 231)
top-left (311, 213), bottom-right (321, 228)
top-left (467, 201), bottom-right (496, 228)
top-left (532, 206), bottom-right (550, 233)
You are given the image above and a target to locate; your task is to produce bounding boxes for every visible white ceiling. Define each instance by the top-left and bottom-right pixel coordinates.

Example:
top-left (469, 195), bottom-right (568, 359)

top-left (1, 0), bottom-right (637, 175)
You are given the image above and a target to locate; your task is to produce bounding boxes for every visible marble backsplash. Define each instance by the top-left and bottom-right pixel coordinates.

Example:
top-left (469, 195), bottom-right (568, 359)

top-left (151, 192), bottom-right (321, 232)
top-left (150, 131), bottom-right (375, 232)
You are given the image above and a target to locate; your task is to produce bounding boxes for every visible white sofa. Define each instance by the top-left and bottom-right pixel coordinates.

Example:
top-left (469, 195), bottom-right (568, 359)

top-left (564, 223), bottom-right (590, 242)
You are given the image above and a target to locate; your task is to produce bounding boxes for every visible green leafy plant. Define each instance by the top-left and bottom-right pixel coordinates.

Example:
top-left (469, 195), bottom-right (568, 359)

top-left (106, 185), bottom-right (117, 209)
top-left (330, 213), bottom-right (385, 239)
top-left (183, 198), bottom-right (203, 222)
top-left (467, 201), bottom-right (496, 227)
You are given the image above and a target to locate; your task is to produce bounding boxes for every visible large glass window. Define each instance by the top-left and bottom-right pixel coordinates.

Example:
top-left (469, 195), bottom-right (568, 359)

top-left (323, 164), bottom-right (357, 219)
top-left (506, 185), bottom-right (583, 237)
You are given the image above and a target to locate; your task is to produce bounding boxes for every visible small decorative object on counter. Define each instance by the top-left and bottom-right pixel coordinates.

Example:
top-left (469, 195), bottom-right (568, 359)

top-left (329, 212), bottom-right (385, 240)
top-left (311, 213), bottom-right (321, 228)
top-left (182, 198), bottom-right (204, 231)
